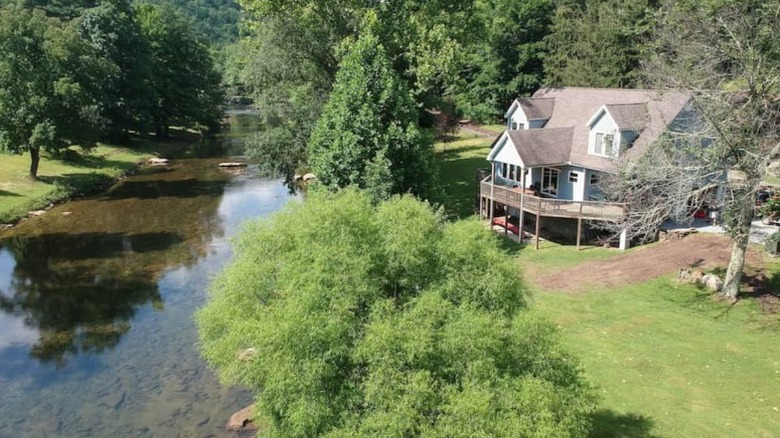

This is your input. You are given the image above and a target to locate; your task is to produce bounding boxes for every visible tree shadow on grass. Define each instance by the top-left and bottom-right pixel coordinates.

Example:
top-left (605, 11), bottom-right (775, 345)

top-left (590, 410), bottom-right (658, 438)
top-left (0, 189), bottom-right (21, 197)
top-left (38, 173), bottom-right (116, 195)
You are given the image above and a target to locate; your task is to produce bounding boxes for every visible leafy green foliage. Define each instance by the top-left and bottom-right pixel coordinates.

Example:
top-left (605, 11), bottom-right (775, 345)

top-left (308, 23), bottom-right (438, 200)
top-left (453, 0), bottom-right (555, 121)
top-left (0, 1), bottom-right (110, 178)
top-left (138, 0), bottom-right (240, 45)
top-left (197, 190), bottom-right (596, 437)
top-left (136, 3), bottom-right (224, 137)
top-left (77, 0), bottom-right (155, 140)
top-left (543, 0), bottom-right (657, 88)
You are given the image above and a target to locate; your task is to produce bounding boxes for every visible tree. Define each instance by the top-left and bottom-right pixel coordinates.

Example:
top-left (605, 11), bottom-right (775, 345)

top-left (308, 20), bottom-right (437, 200)
top-left (77, 0), bottom-right (156, 140)
top-left (0, 2), bottom-right (108, 179)
top-left (543, 0), bottom-right (657, 88)
top-left (136, 3), bottom-right (224, 138)
top-left (602, 0), bottom-right (780, 300)
top-left (453, 0), bottom-right (555, 121)
top-left (197, 189), bottom-right (596, 437)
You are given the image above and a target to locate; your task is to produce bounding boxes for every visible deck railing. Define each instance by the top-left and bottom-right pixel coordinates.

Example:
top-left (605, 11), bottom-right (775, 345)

top-left (480, 178), bottom-right (626, 221)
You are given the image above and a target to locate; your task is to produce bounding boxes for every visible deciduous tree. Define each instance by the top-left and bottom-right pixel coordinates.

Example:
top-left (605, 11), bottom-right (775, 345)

top-left (197, 190), bottom-right (596, 437)
top-left (0, 2), bottom-right (108, 179)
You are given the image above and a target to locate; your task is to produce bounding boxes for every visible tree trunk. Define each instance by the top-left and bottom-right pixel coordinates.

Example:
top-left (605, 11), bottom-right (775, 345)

top-left (29, 147), bottom-right (40, 180)
top-left (721, 232), bottom-right (749, 300)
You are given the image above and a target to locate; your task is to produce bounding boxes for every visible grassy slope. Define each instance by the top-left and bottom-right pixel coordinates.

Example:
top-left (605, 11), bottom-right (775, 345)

top-left (434, 132), bottom-right (493, 219)
top-left (0, 144), bottom-right (152, 223)
top-left (436, 133), bottom-right (780, 437)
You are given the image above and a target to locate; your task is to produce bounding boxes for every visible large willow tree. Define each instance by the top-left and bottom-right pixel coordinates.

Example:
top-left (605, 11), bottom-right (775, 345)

top-left (197, 190), bottom-right (596, 437)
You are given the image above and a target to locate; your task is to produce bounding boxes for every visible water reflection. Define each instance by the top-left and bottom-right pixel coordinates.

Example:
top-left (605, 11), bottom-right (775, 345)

top-left (0, 158), bottom-right (231, 367)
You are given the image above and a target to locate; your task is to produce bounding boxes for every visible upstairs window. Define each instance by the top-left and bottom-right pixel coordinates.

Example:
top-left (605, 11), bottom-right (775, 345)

top-left (541, 168), bottom-right (559, 197)
top-left (590, 174), bottom-right (600, 185)
top-left (518, 123), bottom-right (525, 130)
top-left (511, 122), bottom-right (517, 130)
top-left (594, 133), bottom-right (615, 157)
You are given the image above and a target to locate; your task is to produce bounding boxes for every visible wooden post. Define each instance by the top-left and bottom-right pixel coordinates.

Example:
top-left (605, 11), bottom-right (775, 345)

top-left (489, 162), bottom-right (496, 230)
top-left (535, 212), bottom-right (541, 250)
top-left (518, 167), bottom-right (526, 243)
top-left (576, 217), bottom-right (582, 250)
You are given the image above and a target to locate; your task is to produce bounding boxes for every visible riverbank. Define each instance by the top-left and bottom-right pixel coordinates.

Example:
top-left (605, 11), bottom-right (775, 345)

top-left (0, 143), bottom-right (154, 225)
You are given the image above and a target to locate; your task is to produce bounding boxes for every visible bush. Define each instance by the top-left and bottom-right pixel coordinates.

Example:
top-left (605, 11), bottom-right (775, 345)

top-left (197, 190), bottom-right (596, 437)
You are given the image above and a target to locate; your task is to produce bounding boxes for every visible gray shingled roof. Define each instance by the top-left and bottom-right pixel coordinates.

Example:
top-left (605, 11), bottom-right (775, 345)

top-left (517, 98), bottom-right (555, 121)
top-left (604, 103), bottom-right (649, 132)
top-left (515, 87), bottom-right (692, 172)
top-left (506, 128), bottom-right (573, 167)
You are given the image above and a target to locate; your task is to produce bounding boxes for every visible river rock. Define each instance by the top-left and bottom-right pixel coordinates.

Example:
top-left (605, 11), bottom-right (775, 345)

top-left (148, 157), bottom-right (169, 166)
top-left (302, 173), bottom-right (316, 182)
top-left (227, 404), bottom-right (257, 432)
top-left (61, 211), bottom-right (72, 216)
top-left (218, 162), bottom-right (248, 168)
top-left (28, 210), bottom-right (47, 217)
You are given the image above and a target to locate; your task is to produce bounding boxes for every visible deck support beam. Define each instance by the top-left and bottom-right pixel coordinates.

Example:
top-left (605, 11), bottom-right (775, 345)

top-left (489, 162), bottom-right (495, 229)
top-left (619, 228), bottom-right (629, 251)
top-left (535, 212), bottom-right (541, 250)
top-left (576, 216), bottom-right (582, 250)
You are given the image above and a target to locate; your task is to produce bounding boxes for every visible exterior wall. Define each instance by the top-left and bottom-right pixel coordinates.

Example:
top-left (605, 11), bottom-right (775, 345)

top-left (529, 120), bottom-right (546, 129)
top-left (588, 111), bottom-right (619, 157)
top-left (506, 104), bottom-right (529, 130)
top-left (585, 169), bottom-right (606, 200)
top-left (620, 130), bottom-right (639, 150)
top-left (492, 137), bottom-right (523, 166)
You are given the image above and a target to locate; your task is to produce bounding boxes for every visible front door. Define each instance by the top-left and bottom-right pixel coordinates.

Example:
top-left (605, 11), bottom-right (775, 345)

top-left (570, 170), bottom-right (585, 201)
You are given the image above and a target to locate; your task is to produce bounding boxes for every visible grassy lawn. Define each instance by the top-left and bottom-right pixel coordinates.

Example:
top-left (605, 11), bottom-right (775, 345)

top-left (433, 138), bottom-right (779, 437)
top-left (480, 124), bottom-right (506, 134)
top-left (434, 132), bottom-right (492, 218)
top-left (0, 144), bottom-right (152, 223)
top-left (517, 244), bottom-right (780, 438)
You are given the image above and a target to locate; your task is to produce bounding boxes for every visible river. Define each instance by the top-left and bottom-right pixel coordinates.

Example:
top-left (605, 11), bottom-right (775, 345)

top-left (0, 114), bottom-right (298, 437)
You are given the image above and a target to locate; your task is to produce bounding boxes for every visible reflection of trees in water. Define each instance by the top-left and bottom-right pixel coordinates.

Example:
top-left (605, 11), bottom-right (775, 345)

top-left (0, 164), bottom-right (230, 367)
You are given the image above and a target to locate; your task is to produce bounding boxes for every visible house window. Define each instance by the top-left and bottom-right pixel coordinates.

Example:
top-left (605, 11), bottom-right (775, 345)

top-left (518, 123), bottom-right (525, 130)
top-left (541, 168), bottom-right (559, 196)
top-left (511, 122), bottom-right (517, 130)
top-left (594, 133), bottom-right (615, 157)
top-left (569, 171), bottom-right (579, 183)
top-left (590, 174), bottom-right (600, 185)
top-left (508, 165), bottom-right (515, 180)
top-left (502, 163), bottom-right (508, 178)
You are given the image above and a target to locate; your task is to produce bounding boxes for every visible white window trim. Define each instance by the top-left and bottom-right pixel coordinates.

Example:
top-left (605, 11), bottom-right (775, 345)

top-left (591, 132), bottom-right (618, 158)
top-left (541, 167), bottom-right (559, 197)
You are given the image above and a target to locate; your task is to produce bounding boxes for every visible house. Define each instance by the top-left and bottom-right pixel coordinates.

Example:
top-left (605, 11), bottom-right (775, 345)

top-left (480, 87), bottom-right (692, 249)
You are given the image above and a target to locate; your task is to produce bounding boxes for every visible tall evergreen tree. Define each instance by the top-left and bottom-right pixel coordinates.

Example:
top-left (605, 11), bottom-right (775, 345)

top-left (543, 0), bottom-right (657, 88)
top-left (307, 19), bottom-right (437, 200)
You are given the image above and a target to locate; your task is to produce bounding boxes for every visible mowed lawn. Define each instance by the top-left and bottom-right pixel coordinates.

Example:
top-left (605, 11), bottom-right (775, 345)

top-left (434, 132), bottom-right (492, 218)
top-left (437, 132), bottom-right (780, 437)
top-left (0, 145), bottom-right (151, 223)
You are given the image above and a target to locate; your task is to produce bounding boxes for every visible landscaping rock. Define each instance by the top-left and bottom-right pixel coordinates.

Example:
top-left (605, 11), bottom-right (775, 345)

top-left (227, 404), bottom-right (257, 432)
top-left (701, 273), bottom-right (723, 292)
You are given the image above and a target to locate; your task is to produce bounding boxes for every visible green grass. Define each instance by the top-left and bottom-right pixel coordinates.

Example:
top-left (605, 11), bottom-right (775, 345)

top-left (434, 132), bottom-right (492, 218)
top-left (518, 247), bottom-right (780, 438)
top-left (0, 144), bottom-right (152, 223)
top-left (433, 142), bottom-right (780, 436)
top-left (480, 124), bottom-right (506, 134)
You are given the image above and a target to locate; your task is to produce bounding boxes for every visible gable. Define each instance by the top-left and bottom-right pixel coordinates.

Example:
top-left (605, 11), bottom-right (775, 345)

top-left (487, 132), bottom-right (524, 167)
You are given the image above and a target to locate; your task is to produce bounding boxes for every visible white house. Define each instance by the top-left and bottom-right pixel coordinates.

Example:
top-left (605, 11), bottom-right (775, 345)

top-left (480, 87), bottom-right (692, 249)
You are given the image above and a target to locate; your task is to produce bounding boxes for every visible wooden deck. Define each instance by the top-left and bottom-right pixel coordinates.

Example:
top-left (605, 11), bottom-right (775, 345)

top-left (480, 179), bottom-right (626, 222)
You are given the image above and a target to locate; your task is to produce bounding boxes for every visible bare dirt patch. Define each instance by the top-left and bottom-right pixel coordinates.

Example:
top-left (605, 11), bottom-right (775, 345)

top-left (530, 234), bottom-right (763, 293)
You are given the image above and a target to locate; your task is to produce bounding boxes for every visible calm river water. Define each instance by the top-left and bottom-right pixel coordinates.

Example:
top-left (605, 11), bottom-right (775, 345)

top-left (0, 114), bottom-right (298, 437)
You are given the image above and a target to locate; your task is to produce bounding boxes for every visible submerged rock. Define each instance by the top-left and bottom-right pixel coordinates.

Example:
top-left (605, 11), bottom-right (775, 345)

top-left (148, 157), bottom-right (169, 166)
top-left (218, 162), bottom-right (247, 168)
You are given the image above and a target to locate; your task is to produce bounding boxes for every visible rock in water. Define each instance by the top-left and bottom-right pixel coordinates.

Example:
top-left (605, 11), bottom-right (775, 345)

top-left (218, 162), bottom-right (248, 168)
top-left (148, 157), bottom-right (169, 166)
top-left (227, 404), bottom-right (257, 432)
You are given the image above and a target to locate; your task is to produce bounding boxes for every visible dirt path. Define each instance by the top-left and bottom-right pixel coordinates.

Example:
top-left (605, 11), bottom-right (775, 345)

top-left (529, 234), bottom-right (763, 293)
top-left (460, 123), bottom-right (499, 138)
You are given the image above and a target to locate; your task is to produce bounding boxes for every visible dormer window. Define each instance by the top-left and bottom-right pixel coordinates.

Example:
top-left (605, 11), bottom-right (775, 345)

top-left (593, 133), bottom-right (615, 157)
top-left (511, 122), bottom-right (517, 130)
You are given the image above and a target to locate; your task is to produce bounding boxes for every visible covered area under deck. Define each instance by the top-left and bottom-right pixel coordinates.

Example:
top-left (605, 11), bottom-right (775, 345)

top-left (479, 176), bottom-right (628, 250)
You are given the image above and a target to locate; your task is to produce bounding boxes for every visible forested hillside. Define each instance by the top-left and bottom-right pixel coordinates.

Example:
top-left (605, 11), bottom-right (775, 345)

top-left (136, 0), bottom-right (240, 44)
